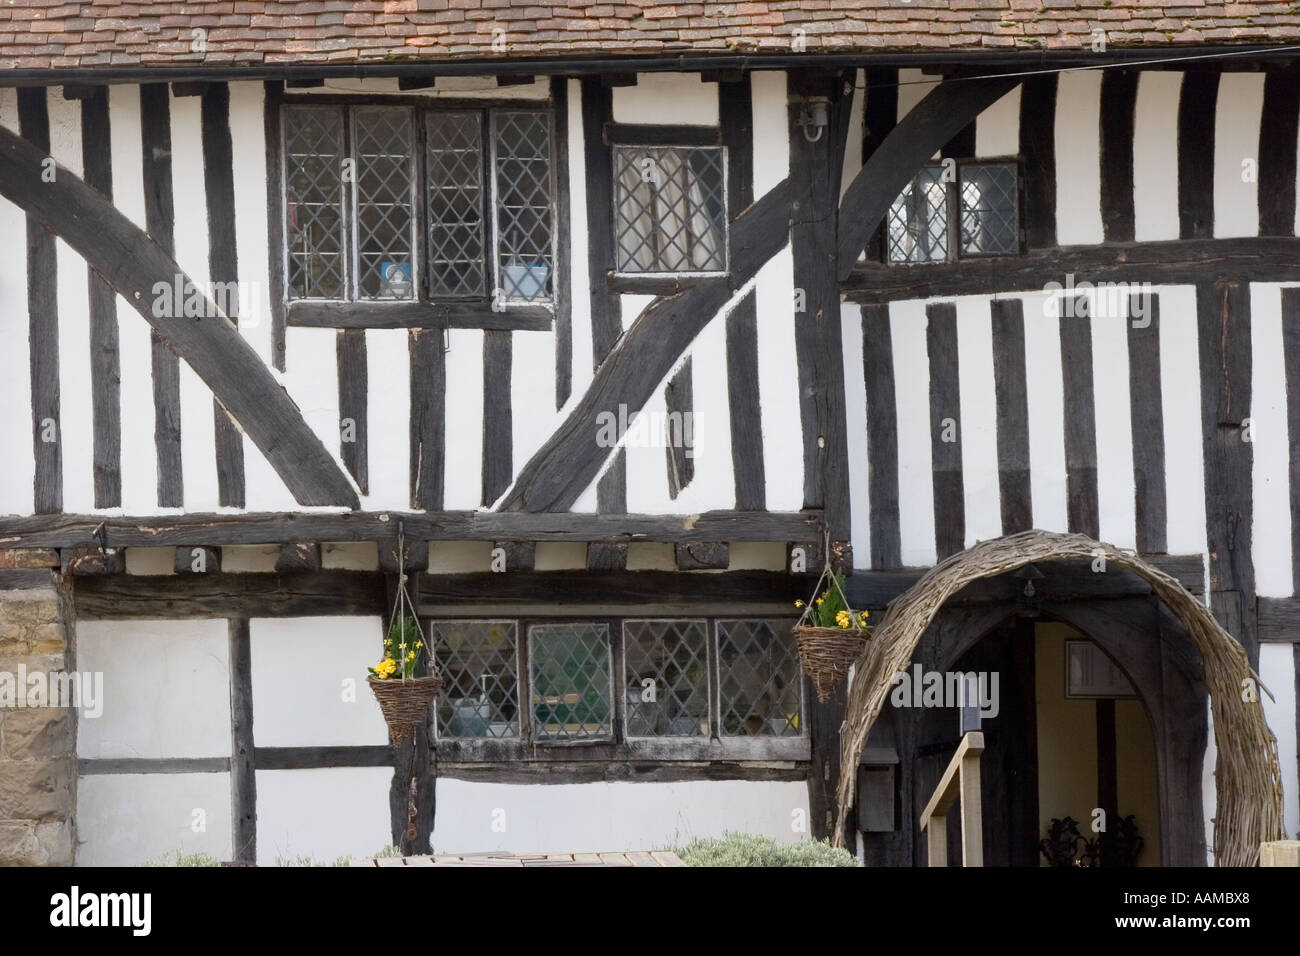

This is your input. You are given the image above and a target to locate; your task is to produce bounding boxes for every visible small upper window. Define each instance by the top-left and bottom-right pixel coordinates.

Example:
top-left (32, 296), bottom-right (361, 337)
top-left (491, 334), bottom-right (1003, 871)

top-left (613, 145), bottom-right (726, 275)
top-left (887, 161), bottom-right (1019, 264)
top-left (282, 104), bottom-right (555, 305)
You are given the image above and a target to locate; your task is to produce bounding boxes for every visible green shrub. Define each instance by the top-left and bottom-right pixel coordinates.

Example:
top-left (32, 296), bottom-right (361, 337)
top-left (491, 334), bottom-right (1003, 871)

top-left (144, 850), bottom-right (221, 867)
top-left (676, 832), bottom-right (858, 867)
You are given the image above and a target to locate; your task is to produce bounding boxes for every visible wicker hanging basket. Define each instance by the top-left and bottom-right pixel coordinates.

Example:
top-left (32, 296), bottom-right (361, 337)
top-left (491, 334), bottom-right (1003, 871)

top-left (793, 626), bottom-right (870, 703)
top-left (368, 674), bottom-right (442, 745)
top-left (792, 538), bottom-right (872, 702)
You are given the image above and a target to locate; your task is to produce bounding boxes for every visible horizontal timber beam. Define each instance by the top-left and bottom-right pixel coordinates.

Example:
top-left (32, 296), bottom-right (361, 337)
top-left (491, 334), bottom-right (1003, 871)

top-left (78, 757), bottom-right (231, 775)
top-left (0, 510), bottom-right (823, 549)
top-left (73, 572), bottom-right (385, 619)
top-left (1258, 597), bottom-right (1300, 643)
top-left (842, 238), bottom-right (1300, 303)
top-left (286, 301), bottom-right (552, 331)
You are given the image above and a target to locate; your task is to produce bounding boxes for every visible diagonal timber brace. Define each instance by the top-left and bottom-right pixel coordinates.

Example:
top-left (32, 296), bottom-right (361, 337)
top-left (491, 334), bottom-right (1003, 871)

top-left (0, 123), bottom-right (360, 509)
top-left (498, 74), bottom-right (1023, 513)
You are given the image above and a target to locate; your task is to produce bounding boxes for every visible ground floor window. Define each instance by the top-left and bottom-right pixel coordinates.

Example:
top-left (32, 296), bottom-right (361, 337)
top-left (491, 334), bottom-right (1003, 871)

top-left (428, 616), bottom-right (802, 747)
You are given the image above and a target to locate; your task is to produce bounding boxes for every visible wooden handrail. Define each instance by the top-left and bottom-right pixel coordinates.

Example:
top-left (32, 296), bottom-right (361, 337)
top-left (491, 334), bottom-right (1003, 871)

top-left (918, 730), bottom-right (985, 867)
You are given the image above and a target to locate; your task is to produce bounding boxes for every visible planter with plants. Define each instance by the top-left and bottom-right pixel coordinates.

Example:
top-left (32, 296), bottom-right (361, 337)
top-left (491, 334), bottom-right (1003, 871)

top-left (368, 561), bottom-right (442, 745)
top-left (792, 565), bottom-right (872, 703)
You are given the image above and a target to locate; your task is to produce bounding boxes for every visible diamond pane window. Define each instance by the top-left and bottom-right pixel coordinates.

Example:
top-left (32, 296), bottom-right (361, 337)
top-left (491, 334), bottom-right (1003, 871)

top-left (492, 111), bottom-right (555, 302)
top-left (430, 620), bottom-right (519, 739)
top-left (960, 163), bottom-right (1019, 256)
top-left (352, 108), bottom-right (416, 300)
top-left (887, 165), bottom-right (948, 264)
top-left (623, 620), bottom-right (709, 737)
top-left (284, 107), bottom-right (346, 298)
top-left (613, 146), bottom-right (726, 274)
top-left (716, 619), bottom-right (802, 737)
top-left (529, 623), bottom-right (612, 741)
top-left (426, 112), bottom-right (486, 298)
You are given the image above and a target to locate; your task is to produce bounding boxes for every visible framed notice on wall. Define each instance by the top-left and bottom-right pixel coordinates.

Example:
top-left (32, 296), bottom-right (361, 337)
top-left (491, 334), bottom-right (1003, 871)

top-left (1065, 640), bottom-right (1137, 699)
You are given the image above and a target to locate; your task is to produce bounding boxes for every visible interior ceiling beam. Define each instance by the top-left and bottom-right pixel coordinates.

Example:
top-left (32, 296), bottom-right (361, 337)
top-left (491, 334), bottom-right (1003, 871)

top-left (0, 123), bottom-right (360, 509)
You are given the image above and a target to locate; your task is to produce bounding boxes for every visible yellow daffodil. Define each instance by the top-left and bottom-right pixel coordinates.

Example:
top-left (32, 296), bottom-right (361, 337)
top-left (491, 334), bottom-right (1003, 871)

top-left (795, 600), bottom-right (805, 609)
top-left (816, 598), bottom-right (824, 606)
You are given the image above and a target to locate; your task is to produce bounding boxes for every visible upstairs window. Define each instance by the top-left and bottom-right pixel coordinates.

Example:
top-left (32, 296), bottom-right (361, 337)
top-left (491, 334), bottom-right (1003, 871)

top-left (613, 145), bottom-right (727, 274)
top-left (281, 103), bottom-right (555, 305)
top-left (887, 161), bottom-right (1019, 264)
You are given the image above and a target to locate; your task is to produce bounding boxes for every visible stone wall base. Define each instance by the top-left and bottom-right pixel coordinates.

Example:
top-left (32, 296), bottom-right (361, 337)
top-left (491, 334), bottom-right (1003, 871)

top-left (0, 581), bottom-right (76, 866)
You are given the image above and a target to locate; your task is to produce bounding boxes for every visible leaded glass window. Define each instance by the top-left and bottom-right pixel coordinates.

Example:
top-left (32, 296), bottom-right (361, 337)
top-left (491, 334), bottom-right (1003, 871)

top-left (426, 112), bottom-right (485, 298)
top-left (623, 619), bottom-right (709, 737)
top-left (430, 620), bottom-right (519, 739)
top-left (613, 145), bottom-right (727, 274)
top-left (281, 103), bottom-right (555, 306)
top-left (886, 161), bottom-right (1020, 264)
top-left (493, 111), bottom-right (555, 302)
top-left (887, 165), bottom-right (947, 264)
top-left (529, 623), bottom-right (613, 741)
top-left (284, 106), bottom-right (347, 298)
top-left (960, 163), bottom-right (1018, 256)
top-left (353, 107), bottom-right (416, 300)
top-left (716, 619), bottom-right (802, 737)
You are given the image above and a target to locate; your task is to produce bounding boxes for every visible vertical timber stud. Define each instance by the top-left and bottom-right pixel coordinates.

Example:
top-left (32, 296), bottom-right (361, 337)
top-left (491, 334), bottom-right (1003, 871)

top-left (991, 299), bottom-right (1031, 535)
top-left (552, 77), bottom-right (573, 410)
top-left (18, 88), bottom-right (61, 515)
top-left (81, 86), bottom-right (121, 509)
top-left (410, 328), bottom-right (445, 510)
top-left (264, 81), bottom-right (287, 373)
top-left (789, 70), bottom-right (854, 844)
top-left (1199, 279), bottom-right (1257, 666)
top-left (720, 75), bottom-right (766, 510)
top-left (384, 568), bottom-right (435, 855)
top-left (862, 304), bottom-right (901, 568)
top-left (1259, 72), bottom-right (1300, 237)
top-left (1128, 294), bottom-right (1167, 553)
top-left (140, 83), bottom-right (184, 508)
top-left (927, 302), bottom-right (964, 558)
top-left (581, 78), bottom-right (620, 366)
top-left (202, 82), bottom-right (247, 508)
top-left (228, 618), bottom-right (256, 863)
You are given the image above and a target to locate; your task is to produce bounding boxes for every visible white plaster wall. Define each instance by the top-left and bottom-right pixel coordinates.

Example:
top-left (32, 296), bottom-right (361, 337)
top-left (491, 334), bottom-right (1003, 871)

top-left (955, 297), bottom-right (1000, 544)
top-left (612, 73), bottom-right (718, 125)
top-left (751, 72), bottom-right (788, 196)
top-left (1214, 73), bottom-right (1264, 240)
top-left (282, 327), bottom-right (345, 501)
top-left (432, 779), bottom-right (810, 854)
top-left (77, 773), bottom-right (233, 867)
top-left (1251, 285), bottom-right (1295, 597)
top-left (256, 767), bottom-right (393, 866)
top-left (443, 328), bottom-right (485, 509)
top-left (0, 88), bottom-right (34, 516)
top-left (364, 328), bottom-right (412, 511)
top-left (565, 78), bottom-right (595, 408)
top-left (890, 300), bottom-right (937, 566)
top-left (77, 619), bottom-right (231, 759)
top-left (1259, 645), bottom-right (1300, 839)
top-left (840, 70), bottom-right (864, 200)
top-left (250, 616), bottom-right (388, 748)
top-left (510, 327), bottom-right (559, 502)
top-left (1156, 285), bottom-right (1208, 558)
top-left (842, 303), bottom-right (870, 568)
top-left (109, 85), bottom-right (160, 514)
top-left (754, 246), bottom-right (802, 511)
top-left (1020, 292), bottom-right (1069, 533)
top-left (1054, 70), bottom-right (1104, 246)
top-left (975, 85), bottom-right (1021, 158)
top-left (1133, 73), bottom-right (1183, 243)
top-left (1091, 301), bottom-right (1137, 550)
top-left (48, 87), bottom-right (95, 515)
top-left (228, 82), bottom-right (274, 366)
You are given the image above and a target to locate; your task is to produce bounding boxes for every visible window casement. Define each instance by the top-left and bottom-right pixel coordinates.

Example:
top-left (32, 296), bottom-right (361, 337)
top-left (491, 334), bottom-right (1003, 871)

top-left (427, 616), bottom-right (804, 758)
top-left (886, 160), bottom-right (1020, 264)
top-left (281, 103), bottom-right (556, 307)
top-left (612, 144), bottom-right (727, 275)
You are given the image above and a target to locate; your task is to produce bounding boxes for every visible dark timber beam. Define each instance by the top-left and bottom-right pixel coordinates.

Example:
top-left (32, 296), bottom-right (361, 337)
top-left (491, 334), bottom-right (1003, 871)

top-left (74, 572), bottom-right (386, 619)
top-left (843, 237), bottom-right (1300, 302)
top-left (0, 123), bottom-right (360, 509)
top-left (500, 75), bottom-right (1022, 512)
top-left (0, 509), bottom-right (823, 549)
top-left (835, 74), bottom-right (1022, 280)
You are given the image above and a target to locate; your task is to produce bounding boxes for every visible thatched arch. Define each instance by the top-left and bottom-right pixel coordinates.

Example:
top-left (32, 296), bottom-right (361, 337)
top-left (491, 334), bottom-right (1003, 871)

top-left (833, 530), bottom-right (1286, 867)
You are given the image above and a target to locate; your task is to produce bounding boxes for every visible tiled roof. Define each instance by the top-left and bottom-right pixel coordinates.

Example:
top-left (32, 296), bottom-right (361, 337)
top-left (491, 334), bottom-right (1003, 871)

top-left (1, 0), bottom-right (1298, 71)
